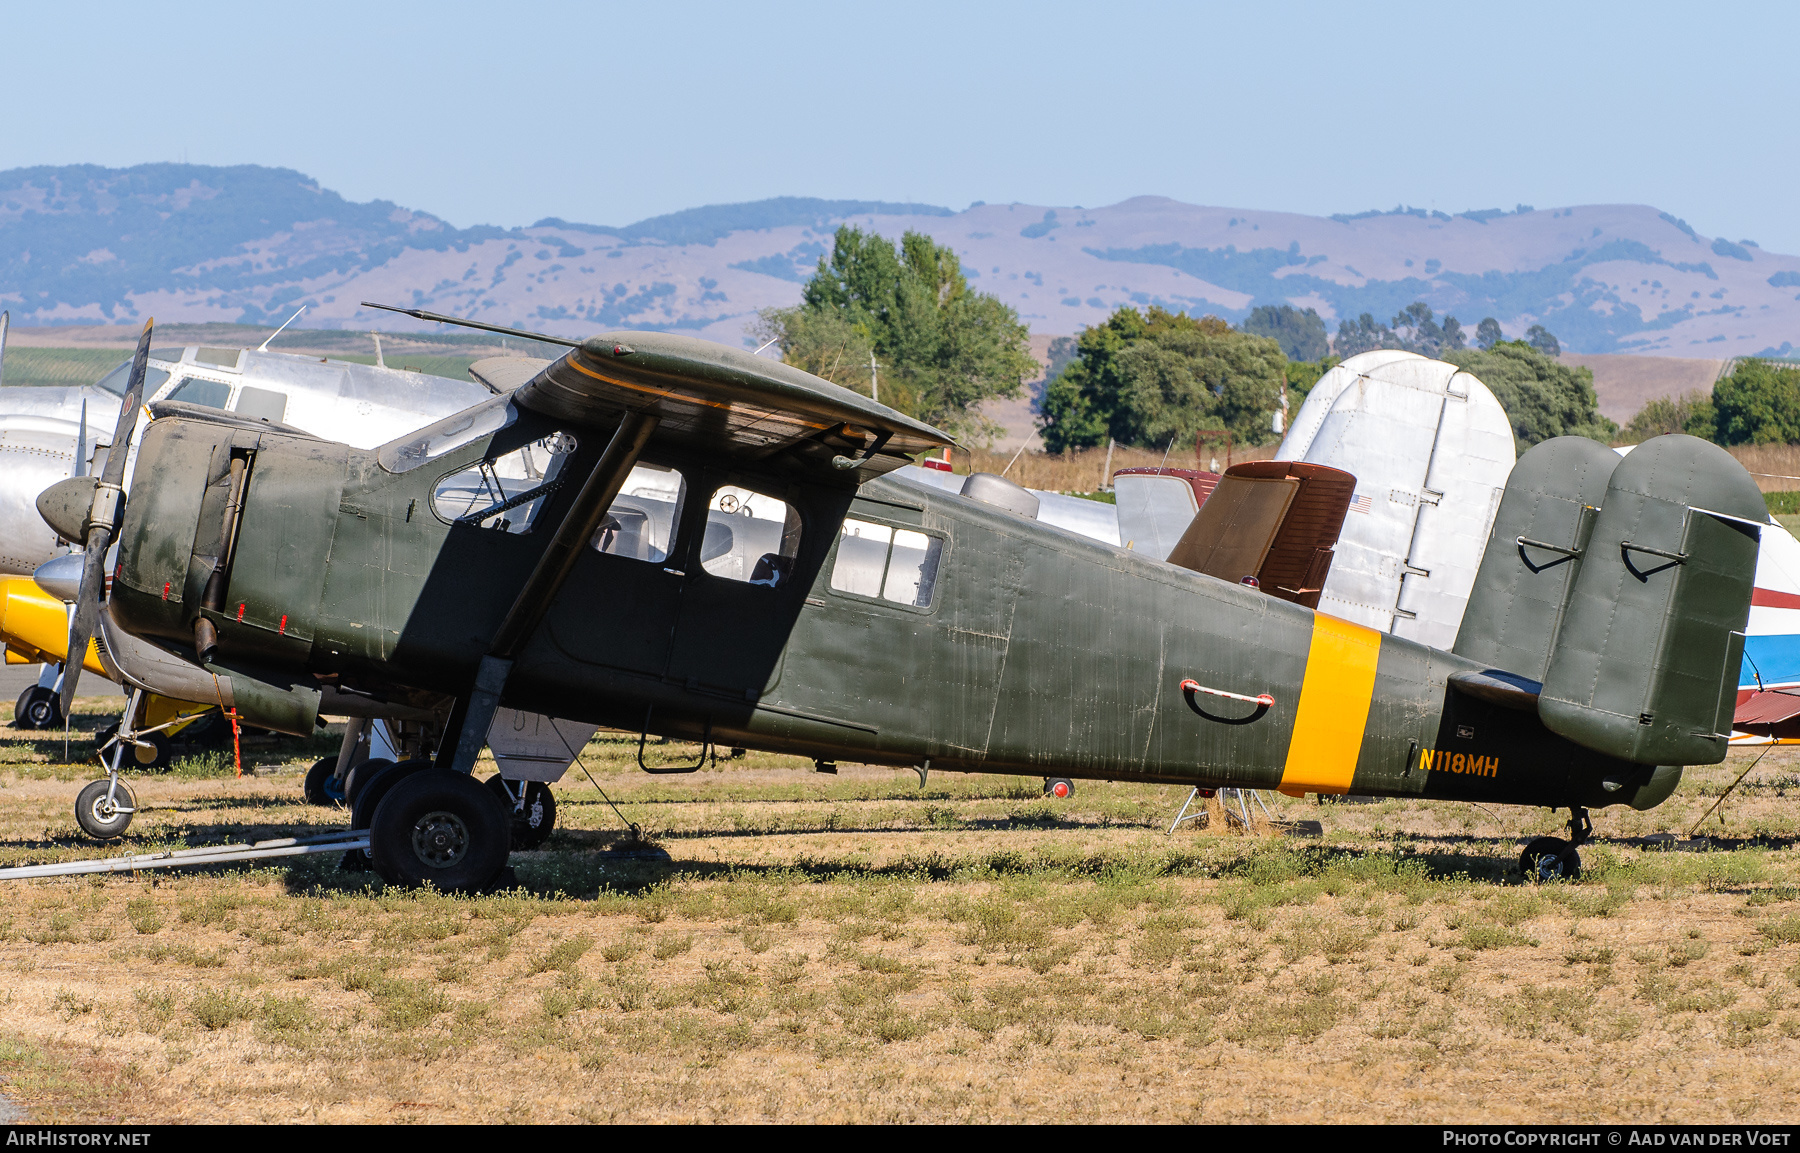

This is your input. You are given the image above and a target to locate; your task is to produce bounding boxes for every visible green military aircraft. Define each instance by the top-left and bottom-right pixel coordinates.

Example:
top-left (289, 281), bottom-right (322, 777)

top-left (36, 311), bottom-right (1766, 891)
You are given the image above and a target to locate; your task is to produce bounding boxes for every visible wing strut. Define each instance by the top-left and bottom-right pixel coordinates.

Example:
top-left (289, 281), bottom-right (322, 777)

top-left (440, 410), bottom-right (660, 774)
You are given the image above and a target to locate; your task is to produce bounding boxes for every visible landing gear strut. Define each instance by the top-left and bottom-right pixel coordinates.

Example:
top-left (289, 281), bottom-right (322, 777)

top-left (1520, 806), bottom-right (1591, 881)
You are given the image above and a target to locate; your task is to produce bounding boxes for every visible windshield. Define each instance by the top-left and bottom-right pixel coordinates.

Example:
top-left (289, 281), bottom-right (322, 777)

top-left (92, 358), bottom-right (173, 397)
top-left (377, 395), bottom-right (516, 473)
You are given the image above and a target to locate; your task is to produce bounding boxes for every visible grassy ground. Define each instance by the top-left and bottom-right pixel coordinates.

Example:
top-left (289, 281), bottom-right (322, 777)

top-left (3, 699), bottom-right (1800, 1122)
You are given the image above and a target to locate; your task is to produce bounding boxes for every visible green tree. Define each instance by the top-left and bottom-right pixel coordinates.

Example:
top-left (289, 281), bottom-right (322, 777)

top-left (1038, 307), bottom-right (1287, 452)
top-left (1623, 391), bottom-right (1716, 443)
top-left (1445, 341), bottom-right (1617, 449)
top-left (1476, 317), bottom-right (1503, 349)
top-left (754, 225), bottom-right (1035, 440)
top-left (1712, 359), bottom-right (1800, 445)
top-left (1243, 304), bottom-right (1329, 361)
top-left (1525, 324), bottom-right (1561, 357)
top-left (1332, 301), bottom-right (1467, 357)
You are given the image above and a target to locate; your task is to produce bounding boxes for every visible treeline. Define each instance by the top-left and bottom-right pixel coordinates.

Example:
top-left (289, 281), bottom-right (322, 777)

top-left (1624, 360), bottom-right (1800, 446)
top-left (1038, 302), bottom-right (1612, 454)
top-left (755, 227), bottom-right (1612, 455)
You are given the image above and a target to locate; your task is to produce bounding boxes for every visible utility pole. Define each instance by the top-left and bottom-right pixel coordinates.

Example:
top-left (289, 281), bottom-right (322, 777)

top-left (869, 351), bottom-right (879, 404)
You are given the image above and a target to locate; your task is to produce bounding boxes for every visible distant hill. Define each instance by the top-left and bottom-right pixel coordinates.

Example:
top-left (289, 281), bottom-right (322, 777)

top-left (4, 164), bottom-right (1797, 357)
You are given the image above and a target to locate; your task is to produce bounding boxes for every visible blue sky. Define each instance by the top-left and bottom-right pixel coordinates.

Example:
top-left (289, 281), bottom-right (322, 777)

top-left (8, 1), bottom-right (1798, 249)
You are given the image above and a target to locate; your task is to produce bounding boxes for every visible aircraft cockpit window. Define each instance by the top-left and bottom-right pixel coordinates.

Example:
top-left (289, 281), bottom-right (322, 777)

top-left (829, 519), bottom-right (943, 607)
top-left (91, 359), bottom-right (171, 397)
top-left (699, 486), bottom-right (801, 587)
top-left (430, 431), bottom-right (578, 534)
top-left (378, 396), bottom-right (516, 473)
top-left (592, 464), bottom-right (686, 563)
top-left (166, 376), bottom-right (231, 409)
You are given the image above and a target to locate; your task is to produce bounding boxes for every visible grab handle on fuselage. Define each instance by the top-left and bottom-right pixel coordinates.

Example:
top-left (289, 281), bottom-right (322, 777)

top-left (1179, 679), bottom-right (1274, 725)
top-left (636, 706), bottom-right (710, 773)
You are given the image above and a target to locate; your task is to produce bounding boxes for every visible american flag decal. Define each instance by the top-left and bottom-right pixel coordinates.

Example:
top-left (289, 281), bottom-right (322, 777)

top-left (1348, 493), bottom-right (1373, 514)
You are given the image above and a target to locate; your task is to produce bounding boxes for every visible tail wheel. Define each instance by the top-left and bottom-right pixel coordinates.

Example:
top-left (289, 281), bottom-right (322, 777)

top-left (1044, 777), bottom-right (1074, 799)
top-left (485, 775), bottom-right (556, 849)
top-left (369, 769), bottom-right (510, 891)
top-left (304, 757), bottom-right (345, 806)
top-left (75, 779), bottom-right (135, 839)
top-left (1520, 836), bottom-right (1581, 881)
top-left (14, 686), bottom-right (61, 730)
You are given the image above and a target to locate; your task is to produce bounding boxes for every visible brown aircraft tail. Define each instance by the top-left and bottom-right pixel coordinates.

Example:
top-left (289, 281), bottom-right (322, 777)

top-left (1165, 461), bottom-right (1356, 608)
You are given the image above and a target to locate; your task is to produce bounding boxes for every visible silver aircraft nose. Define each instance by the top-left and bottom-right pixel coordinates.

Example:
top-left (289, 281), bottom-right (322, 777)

top-left (33, 553), bottom-right (83, 603)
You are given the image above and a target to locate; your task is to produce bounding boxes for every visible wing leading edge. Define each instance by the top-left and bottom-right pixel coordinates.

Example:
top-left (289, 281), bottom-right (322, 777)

top-left (512, 333), bottom-right (954, 482)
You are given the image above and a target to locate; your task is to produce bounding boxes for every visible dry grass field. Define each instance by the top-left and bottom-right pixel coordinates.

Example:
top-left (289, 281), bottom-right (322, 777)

top-left (3, 700), bottom-right (1800, 1123)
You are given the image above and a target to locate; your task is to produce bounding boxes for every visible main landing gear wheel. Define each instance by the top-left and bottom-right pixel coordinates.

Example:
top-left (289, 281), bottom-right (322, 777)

top-left (98, 724), bottom-right (172, 771)
top-left (343, 758), bottom-right (397, 809)
top-left (14, 685), bottom-right (61, 730)
top-left (1519, 836), bottom-right (1581, 881)
top-left (75, 778), bottom-right (136, 839)
top-left (370, 769), bottom-right (511, 891)
top-left (485, 776), bottom-right (556, 849)
top-left (1044, 777), bottom-right (1074, 799)
top-left (304, 757), bottom-right (346, 806)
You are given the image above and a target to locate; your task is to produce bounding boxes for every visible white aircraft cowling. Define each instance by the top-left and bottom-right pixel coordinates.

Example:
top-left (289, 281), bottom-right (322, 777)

top-left (1276, 350), bottom-right (1515, 649)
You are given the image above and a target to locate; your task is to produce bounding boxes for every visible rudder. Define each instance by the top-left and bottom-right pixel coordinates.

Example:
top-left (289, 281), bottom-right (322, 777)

top-left (1538, 435), bottom-right (1764, 765)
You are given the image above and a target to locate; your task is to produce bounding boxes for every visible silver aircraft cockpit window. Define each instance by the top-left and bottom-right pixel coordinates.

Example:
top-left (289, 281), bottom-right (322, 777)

top-left (430, 431), bottom-right (578, 534)
top-left (377, 396), bottom-right (516, 473)
top-left (592, 464), bottom-right (686, 564)
top-left (166, 376), bottom-right (231, 409)
top-left (829, 519), bottom-right (943, 607)
top-left (92, 358), bottom-right (172, 397)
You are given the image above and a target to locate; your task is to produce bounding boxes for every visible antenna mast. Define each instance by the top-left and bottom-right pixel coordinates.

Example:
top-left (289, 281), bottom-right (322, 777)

top-left (257, 306), bottom-right (307, 352)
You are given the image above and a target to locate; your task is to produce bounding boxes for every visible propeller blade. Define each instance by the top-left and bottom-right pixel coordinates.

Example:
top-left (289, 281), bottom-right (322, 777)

top-left (75, 399), bottom-right (86, 478)
top-left (101, 319), bottom-right (152, 490)
top-left (0, 310), bottom-right (8, 386)
top-left (60, 317), bottom-right (152, 712)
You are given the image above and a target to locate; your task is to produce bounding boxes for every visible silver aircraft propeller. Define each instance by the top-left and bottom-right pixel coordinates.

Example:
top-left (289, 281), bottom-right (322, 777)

top-left (59, 318), bottom-right (152, 713)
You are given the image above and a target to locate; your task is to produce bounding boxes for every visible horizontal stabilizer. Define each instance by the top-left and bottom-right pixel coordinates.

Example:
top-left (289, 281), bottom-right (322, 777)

top-left (512, 333), bottom-right (953, 482)
top-left (1539, 435), bottom-right (1765, 765)
top-left (1447, 668), bottom-right (1542, 711)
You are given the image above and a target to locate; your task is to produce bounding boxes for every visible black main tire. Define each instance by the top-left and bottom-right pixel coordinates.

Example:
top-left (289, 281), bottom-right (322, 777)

top-left (14, 685), bottom-right (61, 730)
top-left (1520, 836), bottom-right (1580, 881)
top-left (485, 775), bottom-right (556, 849)
top-left (130, 732), bottom-right (172, 771)
top-left (343, 758), bottom-right (396, 809)
top-left (369, 769), bottom-right (511, 890)
top-left (350, 759), bottom-right (433, 831)
top-left (75, 779), bottom-right (135, 839)
top-left (304, 756), bottom-right (345, 806)
top-left (96, 724), bottom-right (172, 771)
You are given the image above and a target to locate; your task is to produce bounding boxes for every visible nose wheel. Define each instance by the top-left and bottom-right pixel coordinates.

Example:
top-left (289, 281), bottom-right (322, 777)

top-left (1044, 777), bottom-right (1074, 799)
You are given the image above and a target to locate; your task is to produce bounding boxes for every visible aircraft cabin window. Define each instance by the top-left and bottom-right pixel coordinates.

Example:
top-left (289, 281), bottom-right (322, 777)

top-left (592, 463), bottom-right (686, 563)
top-left (700, 486), bottom-right (801, 587)
top-left (430, 431), bottom-right (577, 534)
top-left (378, 396), bottom-right (516, 473)
top-left (166, 376), bottom-right (231, 409)
top-left (91, 360), bottom-right (172, 397)
top-left (829, 519), bottom-right (943, 608)
top-left (233, 385), bottom-right (288, 424)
